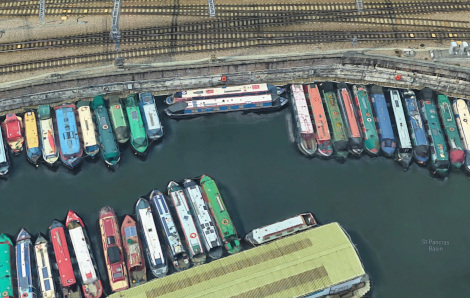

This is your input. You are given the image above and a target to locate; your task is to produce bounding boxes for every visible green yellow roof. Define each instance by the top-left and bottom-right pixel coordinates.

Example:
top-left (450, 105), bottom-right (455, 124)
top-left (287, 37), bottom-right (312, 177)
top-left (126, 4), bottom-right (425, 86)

top-left (110, 222), bottom-right (365, 298)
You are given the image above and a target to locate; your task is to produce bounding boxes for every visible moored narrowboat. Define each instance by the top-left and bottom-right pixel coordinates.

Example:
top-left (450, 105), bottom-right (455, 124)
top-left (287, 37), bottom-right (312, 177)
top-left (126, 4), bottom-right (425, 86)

top-left (1, 113), bottom-right (24, 154)
top-left (352, 85), bottom-right (380, 156)
top-left (167, 181), bottom-right (206, 266)
top-left (388, 90), bottom-right (413, 168)
top-left (38, 105), bottom-right (59, 166)
top-left (401, 90), bottom-right (429, 165)
top-left (23, 111), bottom-right (41, 165)
top-left (452, 99), bottom-right (470, 172)
top-left (66, 210), bottom-right (103, 298)
top-left (149, 190), bottom-right (190, 272)
top-left (135, 199), bottom-right (167, 278)
top-left (15, 229), bottom-right (34, 298)
top-left (98, 207), bottom-right (129, 292)
top-left (199, 175), bottom-right (242, 254)
top-left (290, 84), bottom-right (317, 156)
top-left (92, 96), bottom-right (120, 167)
top-left (436, 94), bottom-right (465, 169)
top-left (77, 101), bottom-right (100, 158)
top-left (320, 82), bottom-right (349, 159)
top-left (183, 179), bottom-right (223, 260)
top-left (138, 93), bottom-right (163, 140)
top-left (108, 95), bottom-right (130, 144)
top-left (304, 84), bottom-right (333, 157)
top-left (337, 83), bottom-right (363, 155)
top-left (0, 234), bottom-right (14, 298)
top-left (54, 104), bottom-right (83, 169)
top-left (120, 215), bottom-right (147, 286)
top-left (419, 88), bottom-right (449, 177)
top-left (245, 213), bottom-right (317, 245)
top-left (369, 85), bottom-right (396, 157)
top-left (34, 234), bottom-right (56, 298)
top-left (0, 134), bottom-right (10, 177)
top-left (124, 95), bottom-right (148, 155)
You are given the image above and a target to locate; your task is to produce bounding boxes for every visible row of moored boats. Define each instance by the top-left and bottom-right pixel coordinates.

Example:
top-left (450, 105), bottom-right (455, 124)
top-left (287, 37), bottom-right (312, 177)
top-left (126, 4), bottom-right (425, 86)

top-left (0, 93), bottom-right (163, 175)
top-left (290, 83), bottom-right (470, 177)
top-left (0, 175), bottom-right (243, 297)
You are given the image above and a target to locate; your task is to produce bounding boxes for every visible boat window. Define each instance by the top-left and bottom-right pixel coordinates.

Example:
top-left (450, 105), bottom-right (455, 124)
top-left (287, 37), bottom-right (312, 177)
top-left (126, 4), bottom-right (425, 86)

top-left (108, 246), bottom-right (121, 263)
top-left (42, 267), bottom-right (49, 278)
top-left (124, 226), bottom-right (137, 238)
top-left (44, 280), bottom-right (51, 291)
top-left (107, 236), bottom-right (116, 245)
top-left (113, 272), bottom-right (123, 279)
top-left (131, 111), bottom-right (138, 120)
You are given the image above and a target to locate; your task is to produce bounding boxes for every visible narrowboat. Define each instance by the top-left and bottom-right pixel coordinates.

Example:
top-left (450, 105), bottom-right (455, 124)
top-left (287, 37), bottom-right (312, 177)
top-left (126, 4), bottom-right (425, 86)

top-left (1, 113), bottom-right (24, 154)
top-left (120, 215), bottom-right (147, 286)
top-left (124, 95), bottom-right (148, 155)
top-left (388, 90), bottom-right (413, 168)
top-left (92, 96), bottom-right (120, 167)
top-left (166, 83), bottom-right (285, 104)
top-left (149, 190), bottom-right (190, 271)
top-left (352, 85), bottom-right (380, 155)
top-left (0, 234), bottom-right (14, 298)
top-left (0, 134), bottom-right (10, 177)
top-left (199, 175), bottom-right (242, 254)
top-left (245, 213), bottom-right (317, 245)
top-left (437, 94), bottom-right (465, 169)
top-left (49, 220), bottom-right (81, 298)
top-left (135, 199), bottom-right (167, 278)
top-left (419, 88), bottom-right (449, 176)
top-left (98, 207), bottom-right (129, 292)
top-left (164, 84), bottom-right (288, 118)
top-left (452, 99), bottom-right (470, 172)
top-left (15, 229), bottom-right (34, 298)
top-left (54, 104), bottom-right (83, 169)
top-left (401, 90), bottom-right (429, 165)
top-left (77, 101), bottom-right (100, 158)
top-left (336, 83), bottom-right (363, 155)
top-left (108, 95), bottom-right (130, 144)
top-left (65, 210), bottom-right (103, 298)
top-left (290, 84), bottom-right (317, 156)
top-left (304, 84), bottom-right (333, 157)
top-left (138, 93), bottom-right (163, 140)
top-left (183, 179), bottom-right (223, 260)
top-left (320, 82), bottom-right (349, 159)
top-left (34, 234), bottom-right (56, 298)
top-left (38, 105), bottom-right (59, 166)
top-left (167, 181), bottom-right (206, 266)
top-left (369, 85), bottom-right (396, 157)
top-left (23, 111), bottom-right (41, 165)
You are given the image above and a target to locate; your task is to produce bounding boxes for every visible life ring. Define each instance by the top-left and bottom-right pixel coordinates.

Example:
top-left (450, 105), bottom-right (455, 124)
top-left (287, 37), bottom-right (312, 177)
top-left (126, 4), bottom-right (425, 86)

top-left (450, 127), bottom-right (455, 132)
top-left (3, 291), bottom-right (8, 297)
top-left (102, 124), bottom-right (108, 129)
top-left (366, 113), bottom-right (371, 117)
top-left (367, 118), bottom-right (372, 122)
top-left (190, 233), bottom-right (197, 239)
top-left (22, 293), bottom-right (28, 298)
top-left (222, 219), bottom-right (229, 225)
top-left (464, 119), bottom-right (468, 122)
top-left (115, 105), bottom-right (120, 109)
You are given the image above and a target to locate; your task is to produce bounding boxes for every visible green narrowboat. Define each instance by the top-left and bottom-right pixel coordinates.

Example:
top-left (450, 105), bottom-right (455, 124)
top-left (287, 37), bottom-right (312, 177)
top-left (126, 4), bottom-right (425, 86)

top-left (320, 82), bottom-right (349, 159)
top-left (352, 85), bottom-right (380, 156)
top-left (124, 95), bottom-right (148, 155)
top-left (436, 94), bottom-right (465, 169)
top-left (108, 95), bottom-right (130, 144)
top-left (92, 96), bottom-right (120, 167)
top-left (0, 234), bottom-right (14, 298)
top-left (199, 175), bottom-right (241, 254)
top-left (418, 88), bottom-right (449, 176)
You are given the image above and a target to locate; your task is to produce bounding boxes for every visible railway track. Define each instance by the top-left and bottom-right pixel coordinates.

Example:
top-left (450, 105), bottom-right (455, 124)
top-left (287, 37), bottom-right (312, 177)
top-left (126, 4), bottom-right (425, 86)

top-left (2, 30), bottom-right (469, 75)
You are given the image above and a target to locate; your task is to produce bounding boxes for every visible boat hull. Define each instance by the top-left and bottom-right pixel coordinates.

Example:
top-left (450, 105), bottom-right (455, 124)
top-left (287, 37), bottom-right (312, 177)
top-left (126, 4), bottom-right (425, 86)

top-left (120, 215), bottom-right (148, 287)
top-left (34, 235), bottom-right (56, 298)
top-left (54, 104), bottom-right (83, 169)
top-left (15, 229), bottom-right (35, 298)
top-left (1, 114), bottom-right (24, 154)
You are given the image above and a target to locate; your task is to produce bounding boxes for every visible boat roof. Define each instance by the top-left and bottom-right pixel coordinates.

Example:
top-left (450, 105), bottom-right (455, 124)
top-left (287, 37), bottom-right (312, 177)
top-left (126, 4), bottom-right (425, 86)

top-left (322, 89), bottom-right (347, 140)
top-left (389, 90), bottom-right (412, 149)
top-left (69, 227), bottom-right (98, 285)
top-left (291, 85), bottom-right (314, 134)
top-left (175, 83), bottom-right (269, 100)
top-left (437, 95), bottom-right (462, 145)
top-left (95, 106), bottom-right (119, 159)
top-left (182, 93), bottom-right (273, 109)
top-left (338, 86), bottom-right (361, 138)
top-left (453, 99), bottom-right (470, 149)
top-left (34, 237), bottom-right (56, 296)
top-left (24, 111), bottom-right (39, 149)
top-left (77, 106), bottom-right (98, 148)
top-left (305, 84), bottom-right (330, 141)
top-left (15, 236), bottom-right (33, 291)
top-left (250, 214), bottom-right (315, 242)
top-left (136, 206), bottom-right (165, 268)
top-left (402, 91), bottom-right (428, 146)
top-left (109, 223), bottom-right (366, 298)
top-left (184, 181), bottom-right (222, 250)
top-left (55, 106), bottom-right (81, 155)
top-left (141, 102), bottom-right (162, 131)
top-left (421, 100), bottom-right (448, 159)
top-left (38, 105), bottom-right (51, 120)
top-left (50, 225), bottom-right (76, 287)
top-left (3, 114), bottom-right (22, 139)
top-left (109, 98), bottom-right (128, 129)
top-left (126, 106), bottom-right (146, 141)
top-left (0, 134), bottom-right (6, 164)
top-left (370, 89), bottom-right (395, 140)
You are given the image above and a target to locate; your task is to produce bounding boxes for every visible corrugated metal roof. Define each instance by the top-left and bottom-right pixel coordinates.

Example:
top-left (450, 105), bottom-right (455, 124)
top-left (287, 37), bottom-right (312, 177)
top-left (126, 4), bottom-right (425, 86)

top-left (109, 222), bottom-right (365, 298)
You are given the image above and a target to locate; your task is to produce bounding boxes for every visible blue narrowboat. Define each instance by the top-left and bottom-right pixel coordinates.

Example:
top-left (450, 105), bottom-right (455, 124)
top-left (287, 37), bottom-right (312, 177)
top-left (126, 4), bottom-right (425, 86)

top-left (401, 90), bottom-right (429, 165)
top-left (369, 85), bottom-right (396, 157)
top-left (15, 228), bottom-right (35, 298)
top-left (54, 104), bottom-right (83, 169)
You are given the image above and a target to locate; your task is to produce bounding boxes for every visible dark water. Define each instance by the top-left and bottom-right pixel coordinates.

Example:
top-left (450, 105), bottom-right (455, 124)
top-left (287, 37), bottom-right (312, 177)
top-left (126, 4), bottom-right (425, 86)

top-left (1, 103), bottom-right (470, 297)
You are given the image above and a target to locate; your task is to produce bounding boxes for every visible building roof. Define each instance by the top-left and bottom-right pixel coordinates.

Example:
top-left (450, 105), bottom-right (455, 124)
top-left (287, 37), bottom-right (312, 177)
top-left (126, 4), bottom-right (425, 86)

top-left (110, 222), bottom-right (365, 298)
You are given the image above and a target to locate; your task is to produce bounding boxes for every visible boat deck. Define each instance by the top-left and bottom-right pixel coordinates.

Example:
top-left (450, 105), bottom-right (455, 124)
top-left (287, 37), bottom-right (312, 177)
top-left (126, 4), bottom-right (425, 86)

top-left (109, 223), bottom-right (366, 298)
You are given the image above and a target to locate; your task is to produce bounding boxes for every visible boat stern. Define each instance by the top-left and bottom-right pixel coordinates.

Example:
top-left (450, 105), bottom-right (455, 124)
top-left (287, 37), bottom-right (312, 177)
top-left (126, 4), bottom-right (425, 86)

top-left (82, 280), bottom-right (103, 298)
top-left (208, 246), bottom-right (224, 260)
top-left (225, 238), bottom-right (242, 254)
top-left (450, 149), bottom-right (465, 169)
top-left (16, 228), bottom-right (31, 242)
